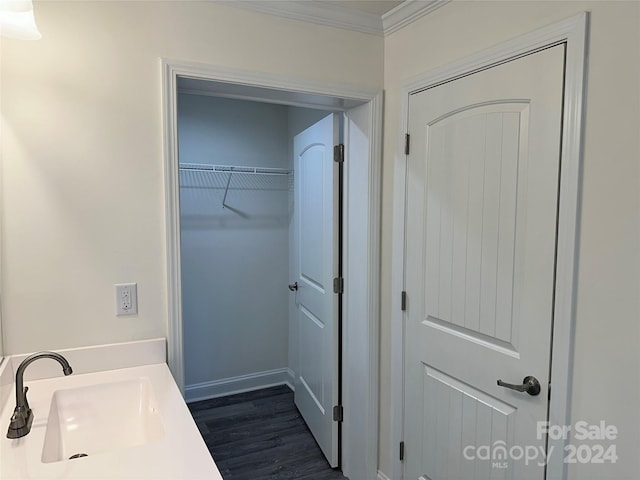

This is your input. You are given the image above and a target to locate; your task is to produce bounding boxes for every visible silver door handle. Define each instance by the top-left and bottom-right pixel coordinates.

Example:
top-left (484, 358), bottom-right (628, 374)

top-left (497, 376), bottom-right (541, 396)
top-left (288, 282), bottom-right (298, 292)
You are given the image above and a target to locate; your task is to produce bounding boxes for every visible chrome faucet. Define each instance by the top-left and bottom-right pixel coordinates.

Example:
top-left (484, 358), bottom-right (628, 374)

top-left (6, 351), bottom-right (73, 439)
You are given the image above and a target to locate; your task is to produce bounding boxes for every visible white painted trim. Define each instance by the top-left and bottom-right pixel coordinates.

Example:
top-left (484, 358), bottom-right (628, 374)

top-left (545, 13), bottom-right (589, 480)
top-left (219, 0), bottom-right (383, 36)
top-left (165, 59), bottom-right (377, 104)
top-left (162, 61), bottom-right (184, 392)
top-left (389, 12), bottom-right (589, 480)
top-left (219, 0), bottom-right (450, 37)
top-left (382, 0), bottom-right (450, 36)
top-left (366, 93), bottom-right (383, 480)
top-left (184, 368), bottom-right (294, 403)
top-left (378, 470), bottom-right (392, 480)
top-left (161, 59), bottom-right (381, 480)
top-left (389, 78), bottom-right (409, 480)
top-left (341, 94), bottom-right (383, 480)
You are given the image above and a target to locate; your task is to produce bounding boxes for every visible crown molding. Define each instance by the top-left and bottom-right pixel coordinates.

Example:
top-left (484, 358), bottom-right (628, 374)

top-left (382, 0), bottom-right (451, 35)
top-left (218, 1), bottom-right (450, 37)
top-left (218, 0), bottom-right (384, 36)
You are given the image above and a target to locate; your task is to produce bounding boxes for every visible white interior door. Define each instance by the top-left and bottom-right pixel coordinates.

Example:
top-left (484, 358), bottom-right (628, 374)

top-left (403, 45), bottom-right (565, 480)
top-left (293, 113), bottom-right (340, 467)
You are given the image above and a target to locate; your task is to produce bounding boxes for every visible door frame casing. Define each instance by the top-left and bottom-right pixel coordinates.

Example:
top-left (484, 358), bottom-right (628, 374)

top-left (389, 13), bottom-right (588, 480)
top-left (161, 60), bottom-right (382, 480)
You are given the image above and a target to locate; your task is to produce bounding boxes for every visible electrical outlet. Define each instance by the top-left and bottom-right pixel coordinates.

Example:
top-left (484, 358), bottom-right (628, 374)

top-left (115, 283), bottom-right (138, 316)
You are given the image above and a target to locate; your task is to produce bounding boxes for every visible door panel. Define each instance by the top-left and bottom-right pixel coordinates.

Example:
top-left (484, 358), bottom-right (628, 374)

top-left (293, 113), bottom-right (340, 467)
top-left (299, 145), bottom-right (326, 287)
top-left (422, 365), bottom-right (516, 480)
top-left (404, 45), bottom-right (565, 480)
top-left (424, 104), bottom-right (526, 347)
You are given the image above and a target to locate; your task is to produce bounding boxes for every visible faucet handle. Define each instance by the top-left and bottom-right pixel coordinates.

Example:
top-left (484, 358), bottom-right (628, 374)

top-left (8, 388), bottom-right (31, 430)
top-left (7, 404), bottom-right (34, 438)
top-left (9, 409), bottom-right (27, 429)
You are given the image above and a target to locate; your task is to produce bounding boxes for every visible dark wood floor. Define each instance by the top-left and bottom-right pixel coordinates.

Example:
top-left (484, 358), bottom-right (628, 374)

top-left (188, 385), bottom-right (347, 480)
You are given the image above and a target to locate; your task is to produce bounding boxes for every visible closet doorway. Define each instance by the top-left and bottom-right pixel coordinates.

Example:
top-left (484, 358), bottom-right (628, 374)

top-left (162, 61), bottom-right (382, 480)
top-left (178, 91), bottom-right (340, 465)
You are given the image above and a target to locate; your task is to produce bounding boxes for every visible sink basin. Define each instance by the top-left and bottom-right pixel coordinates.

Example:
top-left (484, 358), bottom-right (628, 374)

top-left (41, 377), bottom-right (164, 463)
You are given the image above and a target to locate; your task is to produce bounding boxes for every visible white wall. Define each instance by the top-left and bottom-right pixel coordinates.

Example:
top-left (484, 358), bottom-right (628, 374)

top-left (380, 2), bottom-right (640, 479)
top-left (0, 1), bottom-right (383, 355)
top-left (178, 94), bottom-right (290, 390)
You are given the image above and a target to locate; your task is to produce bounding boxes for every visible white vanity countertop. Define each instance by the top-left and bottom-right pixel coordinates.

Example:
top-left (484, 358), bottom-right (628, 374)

top-left (0, 343), bottom-right (223, 480)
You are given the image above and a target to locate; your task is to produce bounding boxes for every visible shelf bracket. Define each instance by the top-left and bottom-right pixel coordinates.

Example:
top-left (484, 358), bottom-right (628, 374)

top-left (222, 168), bottom-right (234, 208)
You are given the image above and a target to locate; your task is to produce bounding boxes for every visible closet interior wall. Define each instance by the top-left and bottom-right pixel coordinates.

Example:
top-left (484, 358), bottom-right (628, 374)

top-left (178, 93), bottom-right (327, 401)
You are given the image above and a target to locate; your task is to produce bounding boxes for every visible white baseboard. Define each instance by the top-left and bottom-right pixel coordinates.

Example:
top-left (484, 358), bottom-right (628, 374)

top-left (378, 471), bottom-right (392, 480)
top-left (184, 367), bottom-right (295, 403)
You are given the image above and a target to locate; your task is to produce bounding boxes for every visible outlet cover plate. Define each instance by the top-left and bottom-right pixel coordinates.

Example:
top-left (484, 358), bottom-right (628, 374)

top-left (115, 283), bottom-right (138, 316)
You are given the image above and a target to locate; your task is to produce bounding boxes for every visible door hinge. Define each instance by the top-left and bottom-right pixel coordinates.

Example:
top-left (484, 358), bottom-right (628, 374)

top-left (333, 277), bottom-right (344, 294)
top-left (548, 382), bottom-right (551, 401)
top-left (400, 441), bottom-right (405, 461)
top-left (333, 405), bottom-right (344, 422)
top-left (405, 134), bottom-right (410, 155)
top-left (334, 144), bottom-right (345, 163)
top-left (401, 291), bottom-right (407, 311)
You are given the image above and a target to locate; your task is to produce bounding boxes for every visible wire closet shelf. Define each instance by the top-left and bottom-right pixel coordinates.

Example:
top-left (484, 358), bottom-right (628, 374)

top-left (178, 162), bottom-right (293, 208)
top-left (179, 162), bottom-right (291, 177)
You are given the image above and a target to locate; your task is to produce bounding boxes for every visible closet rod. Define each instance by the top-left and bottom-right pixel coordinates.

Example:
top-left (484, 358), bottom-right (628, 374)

top-left (179, 162), bottom-right (290, 176)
